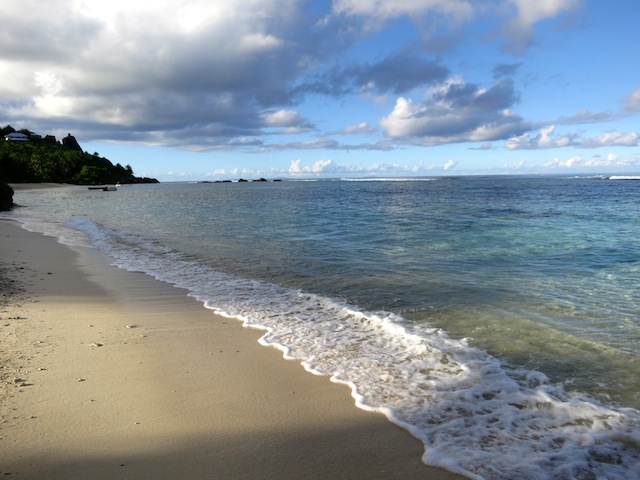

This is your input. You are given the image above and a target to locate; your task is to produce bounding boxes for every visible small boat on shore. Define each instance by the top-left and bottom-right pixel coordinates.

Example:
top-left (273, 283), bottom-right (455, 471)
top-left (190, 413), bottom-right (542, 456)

top-left (88, 186), bottom-right (117, 191)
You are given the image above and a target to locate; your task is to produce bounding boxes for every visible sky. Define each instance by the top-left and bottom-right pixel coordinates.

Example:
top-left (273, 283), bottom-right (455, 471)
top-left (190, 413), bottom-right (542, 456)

top-left (1, 0), bottom-right (639, 181)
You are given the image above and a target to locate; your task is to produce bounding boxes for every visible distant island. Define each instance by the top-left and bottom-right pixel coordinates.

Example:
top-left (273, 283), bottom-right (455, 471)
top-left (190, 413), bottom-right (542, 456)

top-left (0, 125), bottom-right (158, 186)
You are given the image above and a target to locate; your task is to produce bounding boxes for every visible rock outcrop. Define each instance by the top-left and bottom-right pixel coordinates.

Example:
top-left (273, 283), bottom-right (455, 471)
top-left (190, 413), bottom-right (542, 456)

top-left (0, 183), bottom-right (14, 211)
top-left (62, 133), bottom-right (83, 152)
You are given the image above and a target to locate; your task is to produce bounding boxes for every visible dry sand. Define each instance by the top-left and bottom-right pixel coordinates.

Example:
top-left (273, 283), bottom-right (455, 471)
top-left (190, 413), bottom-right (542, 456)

top-left (0, 219), bottom-right (466, 479)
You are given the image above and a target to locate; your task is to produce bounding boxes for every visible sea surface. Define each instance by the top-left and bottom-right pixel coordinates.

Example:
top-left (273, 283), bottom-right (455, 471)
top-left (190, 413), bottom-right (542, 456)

top-left (5, 175), bottom-right (640, 479)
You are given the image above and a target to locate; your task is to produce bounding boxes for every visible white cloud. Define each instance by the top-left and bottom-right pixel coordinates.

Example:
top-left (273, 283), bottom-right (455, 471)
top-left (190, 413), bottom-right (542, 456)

top-left (238, 33), bottom-right (283, 53)
top-left (288, 158), bottom-right (338, 174)
top-left (262, 110), bottom-right (302, 127)
top-left (587, 154), bottom-right (639, 168)
top-left (543, 155), bottom-right (582, 168)
top-left (0, 0), bottom-right (615, 159)
top-left (509, 0), bottom-right (579, 26)
top-left (0, 0), bottom-right (310, 139)
top-left (579, 131), bottom-right (639, 148)
top-left (540, 152), bottom-right (640, 170)
top-left (288, 159), bottom-right (304, 174)
top-left (507, 126), bottom-right (639, 150)
top-left (443, 159), bottom-right (457, 170)
top-left (506, 125), bottom-right (576, 150)
top-left (261, 110), bottom-right (313, 133)
top-left (287, 158), bottom-right (457, 177)
top-left (380, 78), bottom-right (529, 144)
top-left (311, 159), bottom-right (337, 173)
top-left (624, 88), bottom-right (640, 112)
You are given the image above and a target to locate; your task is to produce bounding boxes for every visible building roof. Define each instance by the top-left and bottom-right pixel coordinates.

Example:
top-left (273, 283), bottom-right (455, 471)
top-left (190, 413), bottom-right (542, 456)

top-left (4, 132), bottom-right (29, 141)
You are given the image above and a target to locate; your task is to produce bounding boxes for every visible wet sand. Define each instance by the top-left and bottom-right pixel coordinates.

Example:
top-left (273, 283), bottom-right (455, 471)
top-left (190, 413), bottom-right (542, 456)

top-left (1, 219), bottom-right (465, 479)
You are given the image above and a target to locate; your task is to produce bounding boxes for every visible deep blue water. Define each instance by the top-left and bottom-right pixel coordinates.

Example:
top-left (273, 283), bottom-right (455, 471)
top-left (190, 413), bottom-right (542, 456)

top-left (6, 175), bottom-right (640, 479)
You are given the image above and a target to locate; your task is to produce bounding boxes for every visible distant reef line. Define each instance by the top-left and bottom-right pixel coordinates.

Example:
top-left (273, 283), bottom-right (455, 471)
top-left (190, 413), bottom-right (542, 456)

top-left (197, 178), bottom-right (282, 183)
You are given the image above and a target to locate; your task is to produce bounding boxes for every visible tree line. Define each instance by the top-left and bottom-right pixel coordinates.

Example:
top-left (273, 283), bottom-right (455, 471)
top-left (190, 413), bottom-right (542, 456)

top-left (0, 125), bottom-right (156, 185)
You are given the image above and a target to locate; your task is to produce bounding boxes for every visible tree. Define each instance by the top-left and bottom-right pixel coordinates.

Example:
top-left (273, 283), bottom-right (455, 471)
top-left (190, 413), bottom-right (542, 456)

top-left (0, 124), bottom-right (157, 184)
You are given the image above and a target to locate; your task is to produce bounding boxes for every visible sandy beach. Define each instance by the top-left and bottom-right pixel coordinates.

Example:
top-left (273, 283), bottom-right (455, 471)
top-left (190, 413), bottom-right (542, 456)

top-left (0, 218), bottom-right (464, 479)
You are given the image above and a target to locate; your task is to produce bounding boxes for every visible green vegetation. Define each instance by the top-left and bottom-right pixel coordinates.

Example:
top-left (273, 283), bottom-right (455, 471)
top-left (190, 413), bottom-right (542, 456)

top-left (0, 125), bottom-right (156, 185)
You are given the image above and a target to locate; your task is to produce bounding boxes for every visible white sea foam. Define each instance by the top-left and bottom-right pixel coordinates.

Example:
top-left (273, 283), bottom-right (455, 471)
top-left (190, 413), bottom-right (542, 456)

top-left (340, 177), bottom-right (439, 182)
top-left (55, 215), bottom-right (640, 480)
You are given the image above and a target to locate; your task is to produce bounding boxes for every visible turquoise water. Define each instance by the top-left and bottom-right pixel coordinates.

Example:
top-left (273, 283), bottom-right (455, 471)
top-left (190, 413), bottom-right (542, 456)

top-left (6, 175), bottom-right (640, 479)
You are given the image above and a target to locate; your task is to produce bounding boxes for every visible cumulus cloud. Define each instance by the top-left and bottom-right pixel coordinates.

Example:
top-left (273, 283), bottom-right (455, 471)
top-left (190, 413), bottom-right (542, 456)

top-left (0, 0), bottom-right (322, 141)
top-left (380, 78), bottom-right (530, 144)
top-left (1, 0), bottom-right (453, 148)
top-left (287, 157), bottom-right (457, 177)
top-left (288, 159), bottom-right (305, 174)
top-left (443, 159), bottom-right (457, 170)
top-left (261, 110), bottom-right (314, 133)
top-left (262, 110), bottom-right (304, 127)
top-left (0, 0), bottom-right (592, 154)
top-left (506, 125), bottom-right (577, 150)
top-left (289, 158), bottom-right (338, 174)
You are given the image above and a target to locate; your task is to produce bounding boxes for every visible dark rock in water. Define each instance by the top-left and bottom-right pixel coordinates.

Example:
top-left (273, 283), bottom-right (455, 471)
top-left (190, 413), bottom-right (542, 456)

top-left (117, 177), bottom-right (160, 184)
top-left (0, 183), bottom-right (14, 211)
top-left (252, 178), bottom-right (267, 182)
top-left (132, 177), bottom-right (160, 184)
top-left (237, 178), bottom-right (248, 182)
top-left (62, 133), bottom-right (83, 151)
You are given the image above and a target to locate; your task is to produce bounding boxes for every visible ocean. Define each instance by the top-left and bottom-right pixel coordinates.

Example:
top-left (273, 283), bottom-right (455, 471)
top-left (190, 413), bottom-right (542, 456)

top-left (5, 175), bottom-right (640, 479)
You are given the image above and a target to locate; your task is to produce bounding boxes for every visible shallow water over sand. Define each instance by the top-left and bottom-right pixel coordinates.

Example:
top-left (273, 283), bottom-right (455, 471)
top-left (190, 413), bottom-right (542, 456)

top-left (7, 175), bottom-right (640, 479)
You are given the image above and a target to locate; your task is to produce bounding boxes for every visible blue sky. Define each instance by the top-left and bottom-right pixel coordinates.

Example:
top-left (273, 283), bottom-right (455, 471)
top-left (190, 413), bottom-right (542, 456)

top-left (1, 0), bottom-right (639, 180)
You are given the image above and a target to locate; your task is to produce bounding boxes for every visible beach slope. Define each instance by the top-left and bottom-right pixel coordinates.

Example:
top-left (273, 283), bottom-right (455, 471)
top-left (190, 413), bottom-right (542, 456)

top-left (0, 220), bottom-right (464, 479)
